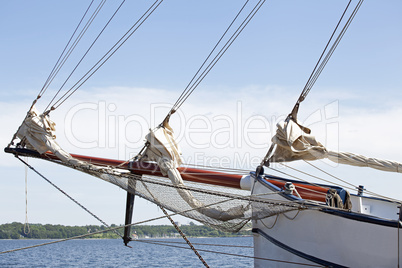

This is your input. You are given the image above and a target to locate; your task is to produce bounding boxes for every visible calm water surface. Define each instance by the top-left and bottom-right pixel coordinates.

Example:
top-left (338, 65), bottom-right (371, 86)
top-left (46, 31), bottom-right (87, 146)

top-left (0, 237), bottom-right (253, 267)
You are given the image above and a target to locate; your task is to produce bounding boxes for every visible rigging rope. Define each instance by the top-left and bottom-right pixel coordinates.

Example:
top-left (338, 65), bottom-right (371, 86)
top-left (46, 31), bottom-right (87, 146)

top-left (289, 0), bottom-right (364, 119)
top-left (13, 148), bottom-right (344, 211)
top-left (38, 0), bottom-right (98, 98)
top-left (23, 157), bottom-right (30, 235)
top-left (137, 239), bottom-right (254, 248)
top-left (44, 0), bottom-right (126, 113)
top-left (47, 0), bottom-right (164, 112)
top-left (269, 161), bottom-right (401, 204)
top-left (15, 155), bottom-right (123, 238)
top-left (136, 171), bottom-right (209, 267)
top-left (11, 148), bottom-right (357, 213)
top-left (165, 0), bottom-right (267, 122)
top-left (168, 0), bottom-right (251, 115)
top-left (132, 239), bottom-right (323, 267)
top-left (301, 160), bottom-right (401, 203)
top-left (0, 180), bottom-right (319, 268)
top-left (0, 217), bottom-right (322, 267)
top-left (159, 204), bottom-right (210, 268)
top-left (0, 191), bottom-right (256, 254)
top-left (7, 0), bottom-right (104, 145)
top-left (5, 149), bottom-right (359, 268)
top-left (40, 0), bottom-right (108, 102)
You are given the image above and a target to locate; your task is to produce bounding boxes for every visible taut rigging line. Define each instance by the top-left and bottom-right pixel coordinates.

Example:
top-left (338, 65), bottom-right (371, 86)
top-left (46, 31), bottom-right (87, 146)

top-left (38, 0), bottom-right (104, 99)
top-left (289, 0), bottom-right (364, 120)
top-left (44, 0), bottom-right (125, 113)
top-left (40, 0), bottom-right (164, 114)
top-left (164, 0), bottom-right (267, 123)
top-left (15, 155), bottom-right (123, 238)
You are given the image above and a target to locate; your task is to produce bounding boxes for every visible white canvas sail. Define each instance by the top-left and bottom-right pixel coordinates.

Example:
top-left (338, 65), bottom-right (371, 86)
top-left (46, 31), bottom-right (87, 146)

top-left (268, 118), bottom-right (402, 173)
top-left (142, 122), bottom-right (247, 221)
top-left (16, 106), bottom-right (83, 166)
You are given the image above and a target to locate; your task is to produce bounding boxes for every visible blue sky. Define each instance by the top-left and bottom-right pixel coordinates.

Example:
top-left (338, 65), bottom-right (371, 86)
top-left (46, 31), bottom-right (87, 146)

top-left (1, 0), bottom-right (401, 226)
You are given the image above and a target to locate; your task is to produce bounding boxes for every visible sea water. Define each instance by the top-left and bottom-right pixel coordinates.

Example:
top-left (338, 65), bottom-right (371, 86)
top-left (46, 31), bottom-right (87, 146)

top-left (0, 237), bottom-right (253, 267)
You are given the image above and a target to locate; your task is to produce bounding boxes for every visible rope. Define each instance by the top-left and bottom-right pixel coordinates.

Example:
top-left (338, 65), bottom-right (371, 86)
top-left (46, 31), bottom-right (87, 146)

top-left (289, 0), bottom-right (364, 119)
top-left (0, 192), bottom-right (256, 255)
top-left (302, 161), bottom-right (362, 194)
top-left (6, 151), bottom-right (355, 267)
top-left (137, 170), bottom-right (236, 267)
top-left (0, 216), bottom-right (321, 267)
top-left (111, 172), bottom-right (307, 209)
top-left (294, 0), bottom-right (351, 108)
top-left (283, 209), bottom-right (301, 220)
top-left (260, 214), bottom-right (279, 229)
top-left (267, 166), bottom-right (330, 197)
top-left (159, 204), bottom-right (210, 268)
top-left (49, 0), bottom-right (164, 111)
top-left (23, 158), bottom-right (30, 235)
top-left (99, 165), bottom-right (351, 213)
top-left (132, 239), bottom-right (323, 267)
top-left (38, 0), bottom-right (98, 98)
top-left (137, 239), bottom-right (254, 248)
top-left (12, 148), bottom-right (356, 214)
top-left (41, 0), bottom-right (108, 104)
top-left (277, 163), bottom-right (354, 193)
top-left (398, 213), bottom-right (400, 268)
top-left (35, 152), bottom-right (294, 207)
top-left (273, 163), bottom-right (396, 204)
top-left (44, 0), bottom-right (126, 112)
top-left (296, 161), bottom-right (401, 204)
top-left (13, 149), bottom-right (334, 211)
top-left (165, 0), bottom-right (267, 121)
top-left (15, 155), bottom-right (123, 238)
top-left (169, 0), bottom-right (251, 114)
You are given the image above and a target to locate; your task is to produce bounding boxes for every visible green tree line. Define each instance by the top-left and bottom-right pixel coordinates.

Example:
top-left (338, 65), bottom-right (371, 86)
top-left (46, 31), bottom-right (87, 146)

top-left (0, 222), bottom-right (250, 239)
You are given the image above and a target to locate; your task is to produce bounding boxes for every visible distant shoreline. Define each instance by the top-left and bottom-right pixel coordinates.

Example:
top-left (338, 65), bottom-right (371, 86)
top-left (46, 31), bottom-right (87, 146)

top-left (0, 222), bottom-right (251, 240)
top-left (0, 236), bottom-right (252, 240)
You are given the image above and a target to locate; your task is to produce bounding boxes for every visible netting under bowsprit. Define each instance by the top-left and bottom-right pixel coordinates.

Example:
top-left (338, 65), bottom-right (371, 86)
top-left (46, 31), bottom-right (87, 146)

top-left (48, 158), bottom-right (301, 233)
top-left (9, 105), bottom-right (303, 232)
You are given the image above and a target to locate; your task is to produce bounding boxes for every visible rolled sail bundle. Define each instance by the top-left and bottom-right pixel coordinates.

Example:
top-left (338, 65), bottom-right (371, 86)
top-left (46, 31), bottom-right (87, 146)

top-left (141, 121), bottom-right (247, 221)
top-left (268, 118), bottom-right (402, 173)
top-left (16, 106), bottom-right (85, 167)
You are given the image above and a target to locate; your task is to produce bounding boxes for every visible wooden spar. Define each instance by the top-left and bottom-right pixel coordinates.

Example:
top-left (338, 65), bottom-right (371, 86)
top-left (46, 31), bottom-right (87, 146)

top-left (60, 153), bottom-right (329, 202)
top-left (71, 154), bottom-right (329, 202)
top-left (69, 153), bottom-right (243, 189)
top-left (4, 147), bottom-right (328, 202)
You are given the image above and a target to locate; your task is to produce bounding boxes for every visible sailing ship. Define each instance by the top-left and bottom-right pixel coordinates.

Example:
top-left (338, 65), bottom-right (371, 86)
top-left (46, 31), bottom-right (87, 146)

top-left (3, 0), bottom-right (402, 267)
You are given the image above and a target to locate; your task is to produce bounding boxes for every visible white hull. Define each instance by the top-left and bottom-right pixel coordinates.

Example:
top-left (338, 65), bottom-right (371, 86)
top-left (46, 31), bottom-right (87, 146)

top-left (251, 176), bottom-right (402, 267)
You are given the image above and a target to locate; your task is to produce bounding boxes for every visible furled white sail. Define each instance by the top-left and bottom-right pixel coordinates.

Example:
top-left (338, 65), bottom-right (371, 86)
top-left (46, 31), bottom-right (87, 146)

top-left (16, 106), bottom-right (84, 167)
top-left (268, 118), bottom-right (402, 173)
top-left (142, 122), bottom-right (246, 221)
top-left (15, 106), bottom-right (132, 190)
top-left (327, 151), bottom-right (402, 173)
top-left (15, 106), bottom-right (247, 223)
top-left (142, 121), bottom-right (184, 173)
top-left (269, 118), bottom-right (327, 162)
